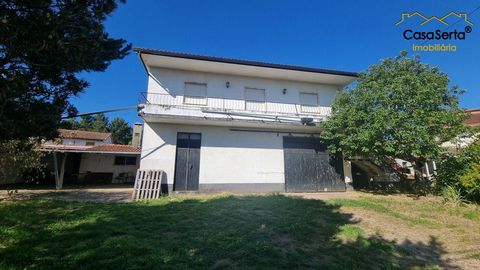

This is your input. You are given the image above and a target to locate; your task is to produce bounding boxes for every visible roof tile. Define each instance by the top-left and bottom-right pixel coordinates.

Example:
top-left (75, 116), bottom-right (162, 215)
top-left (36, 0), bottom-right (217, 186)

top-left (58, 129), bottom-right (111, 141)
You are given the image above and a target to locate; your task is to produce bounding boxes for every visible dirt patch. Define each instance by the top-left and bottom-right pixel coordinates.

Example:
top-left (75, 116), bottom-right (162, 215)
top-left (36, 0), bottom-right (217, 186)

top-left (338, 200), bottom-right (480, 270)
top-left (284, 191), bottom-right (362, 200)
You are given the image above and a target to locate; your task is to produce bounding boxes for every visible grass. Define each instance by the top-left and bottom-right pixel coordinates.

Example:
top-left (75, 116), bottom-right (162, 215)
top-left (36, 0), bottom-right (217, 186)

top-left (0, 194), bottom-right (478, 269)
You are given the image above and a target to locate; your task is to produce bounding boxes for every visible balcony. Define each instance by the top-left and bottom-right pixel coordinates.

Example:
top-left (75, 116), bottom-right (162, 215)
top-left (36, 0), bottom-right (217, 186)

top-left (138, 92), bottom-right (331, 128)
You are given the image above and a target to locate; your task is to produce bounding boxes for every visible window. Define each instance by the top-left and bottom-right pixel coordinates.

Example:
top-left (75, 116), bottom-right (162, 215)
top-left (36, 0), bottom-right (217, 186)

top-left (114, 156), bottom-right (137, 166)
top-left (183, 82), bottom-right (207, 105)
top-left (85, 141), bottom-right (95, 146)
top-left (299, 93), bottom-right (319, 113)
top-left (245, 88), bottom-right (266, 111)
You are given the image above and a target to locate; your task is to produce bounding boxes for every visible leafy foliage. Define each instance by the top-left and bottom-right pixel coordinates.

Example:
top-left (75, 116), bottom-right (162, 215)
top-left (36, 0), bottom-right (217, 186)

top-left (62, 113), bottom-right (132, 144)
top-left (0, 0), bottom-right (130, 141)
top-left (437, 139), bottom-right (480, 202)
top-left (90, 113), bottom-right (109, 133)
top-left (0, 140), bottom-right (45, 183)
top-left (441, 185), bottom-right (464, 206)
top-left (321, 52), bottom-right (467, 171)
top-left (108, 117), bottom-right (132, 145)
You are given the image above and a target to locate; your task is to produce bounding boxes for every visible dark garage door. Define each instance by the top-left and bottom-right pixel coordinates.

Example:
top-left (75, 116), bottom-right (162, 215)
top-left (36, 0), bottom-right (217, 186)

top-left (283, 136), bottom-right (345, 192)
top-left (174, 133), bottom-right (201, 191)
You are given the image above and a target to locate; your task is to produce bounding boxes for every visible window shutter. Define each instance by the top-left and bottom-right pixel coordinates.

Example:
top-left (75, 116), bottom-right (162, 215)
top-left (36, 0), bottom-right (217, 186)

top-left (299, 93), bottom-right (319, 113)
top-left (245, 88), bottom-right (266, 111)
top-left (184, 83), bottom-right (207, 105)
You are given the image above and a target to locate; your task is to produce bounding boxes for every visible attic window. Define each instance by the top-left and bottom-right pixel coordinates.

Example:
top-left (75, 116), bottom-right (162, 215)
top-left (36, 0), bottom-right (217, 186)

top-left (183, 82), bottom-right (207, 106)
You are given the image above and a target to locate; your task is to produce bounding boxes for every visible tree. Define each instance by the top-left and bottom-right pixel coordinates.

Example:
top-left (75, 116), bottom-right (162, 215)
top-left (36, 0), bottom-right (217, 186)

top-left (108, 117), bottom-right (132, 145)
top-left (77, 115), bottom-right (94, 130)
top-left (0, 0), bottom-right (131, 141)
top-left (321, 52), bottom-right (467, 184)
top-left (61, 114), bottom-right (133, 144)
top-left (90, 113), bottom-right (109, 132)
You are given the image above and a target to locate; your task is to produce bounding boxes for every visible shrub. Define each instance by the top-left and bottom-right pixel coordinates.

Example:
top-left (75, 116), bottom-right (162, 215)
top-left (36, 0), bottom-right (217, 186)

top-left (441, 185), bottom-right (464, 206)
top-left (459, 163), bottom-right (480, 199)
top-left (0, 140), bottom-right (46, 184)
top-left (437, 138), bottom-right (480, 202)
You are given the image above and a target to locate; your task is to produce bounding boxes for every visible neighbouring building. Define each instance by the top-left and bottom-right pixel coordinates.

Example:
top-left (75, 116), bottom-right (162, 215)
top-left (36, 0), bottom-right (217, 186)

top-left (135, 48), bottom-right (358, 193)
top-left (465, 108), bottom-right (480, 127)
top-left (352, 108), bottom-right (480, 189)
top-left (442, 108), bottom-right (480, 152)
top-left (41, 129), bottom-right (141, 188)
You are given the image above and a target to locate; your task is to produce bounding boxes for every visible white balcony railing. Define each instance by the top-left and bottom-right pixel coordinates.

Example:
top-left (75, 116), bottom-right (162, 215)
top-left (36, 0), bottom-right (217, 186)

top-left (139, 92), bottom-right (331, 117)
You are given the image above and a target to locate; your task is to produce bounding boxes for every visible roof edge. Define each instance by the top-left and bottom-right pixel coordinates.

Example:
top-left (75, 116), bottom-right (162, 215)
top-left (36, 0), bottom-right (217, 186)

top-left (134, 48), bottom-right (358, 78)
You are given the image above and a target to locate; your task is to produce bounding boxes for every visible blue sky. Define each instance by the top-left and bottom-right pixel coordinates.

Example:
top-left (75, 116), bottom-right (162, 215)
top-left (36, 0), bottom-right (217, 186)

top-left (73, 0), bottom-right (480, 124)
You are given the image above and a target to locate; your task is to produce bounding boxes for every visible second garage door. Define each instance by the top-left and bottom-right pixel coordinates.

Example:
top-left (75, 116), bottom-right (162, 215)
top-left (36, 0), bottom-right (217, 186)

top-left (283, 136), bottom-right (345, 192)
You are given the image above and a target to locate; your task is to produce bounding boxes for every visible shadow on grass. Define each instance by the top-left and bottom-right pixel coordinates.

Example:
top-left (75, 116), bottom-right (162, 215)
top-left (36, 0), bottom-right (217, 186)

top-left (0, 194), bottom-right (457, 269)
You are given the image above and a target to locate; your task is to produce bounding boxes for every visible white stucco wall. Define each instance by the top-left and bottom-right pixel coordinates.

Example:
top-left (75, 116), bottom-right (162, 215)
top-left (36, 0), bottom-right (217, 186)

top-left (141, 123), bottom-right (285, 186)
top-left (147, 68), bottom-right (340, 109)
top-left (141, 122), bottom-right (352, 189)
top-left (79, 153), bottom-right (139, 180)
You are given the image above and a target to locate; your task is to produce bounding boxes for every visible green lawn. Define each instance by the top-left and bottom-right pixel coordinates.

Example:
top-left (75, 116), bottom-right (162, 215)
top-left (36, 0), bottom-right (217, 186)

top-left (0, 194), bottom-right (478, 269)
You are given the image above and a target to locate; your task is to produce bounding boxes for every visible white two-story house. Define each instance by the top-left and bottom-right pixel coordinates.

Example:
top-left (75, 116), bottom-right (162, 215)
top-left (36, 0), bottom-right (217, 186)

top-left (136, 48), bottom-right (357, 193)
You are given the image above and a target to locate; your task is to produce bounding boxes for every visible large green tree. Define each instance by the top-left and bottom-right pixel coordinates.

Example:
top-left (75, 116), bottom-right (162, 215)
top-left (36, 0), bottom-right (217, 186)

top-left (321, 52), bottom-right (467, 179)
top-left (90, 113), bottom-right (109, 132)
top-left (0, 0), bottom-right (130, 141)
top-left (108, 117), bottom-right (132, 145)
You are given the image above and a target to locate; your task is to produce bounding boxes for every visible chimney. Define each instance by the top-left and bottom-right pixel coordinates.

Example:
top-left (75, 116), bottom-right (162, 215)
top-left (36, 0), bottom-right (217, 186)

top-left (132, 122), bottom-right (143, 147)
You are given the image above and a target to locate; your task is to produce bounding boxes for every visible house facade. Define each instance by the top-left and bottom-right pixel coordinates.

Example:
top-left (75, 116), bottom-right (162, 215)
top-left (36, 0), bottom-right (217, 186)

top-left (136, 49), bottom-right (357, 193)
top-left (41, 129), bottom-right (141, 187)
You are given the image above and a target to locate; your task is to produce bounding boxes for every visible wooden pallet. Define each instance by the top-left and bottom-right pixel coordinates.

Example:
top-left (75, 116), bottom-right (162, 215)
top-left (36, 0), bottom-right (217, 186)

top-left (132, 170), bottom-right (164, 201)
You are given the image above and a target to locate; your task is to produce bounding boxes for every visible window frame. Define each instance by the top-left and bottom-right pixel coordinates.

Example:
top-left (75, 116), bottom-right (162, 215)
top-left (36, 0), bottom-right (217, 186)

top-left (114, 156), bottom-right (137, 166)
top-left (244, 87), bottom-right (266, 111)
top-left (183, 82), bottom-right (208, 106)
top-left (299, 92), bottom-right (319, 113)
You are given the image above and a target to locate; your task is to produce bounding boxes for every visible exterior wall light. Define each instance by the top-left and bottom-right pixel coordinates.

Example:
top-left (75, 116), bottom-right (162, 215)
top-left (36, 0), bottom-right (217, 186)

top-left (282, 88), bottom-right (287, 94)
top-left (226, 81), bottom-right (230, 88)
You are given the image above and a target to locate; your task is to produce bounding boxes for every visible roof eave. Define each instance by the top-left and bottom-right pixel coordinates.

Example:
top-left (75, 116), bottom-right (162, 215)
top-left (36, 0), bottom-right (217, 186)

top-left (134, 48), bottom-right (358, 78)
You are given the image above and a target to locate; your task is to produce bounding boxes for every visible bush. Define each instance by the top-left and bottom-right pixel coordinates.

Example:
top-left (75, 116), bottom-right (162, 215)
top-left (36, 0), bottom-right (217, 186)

top-left (0, 140), bottom-right (46, 184)
top-left (459, 163), bottom-right (480, 199)
top-left (440, 185), bottom-right (464, 206)
top-left (437, 138), bottom-right (480, 202)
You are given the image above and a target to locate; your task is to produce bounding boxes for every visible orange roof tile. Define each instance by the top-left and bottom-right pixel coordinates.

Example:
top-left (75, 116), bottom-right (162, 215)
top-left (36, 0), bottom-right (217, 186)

top-left (58, 129), bottom-right (111, 141)
top-left (88, 144), bottom-right (141, 153)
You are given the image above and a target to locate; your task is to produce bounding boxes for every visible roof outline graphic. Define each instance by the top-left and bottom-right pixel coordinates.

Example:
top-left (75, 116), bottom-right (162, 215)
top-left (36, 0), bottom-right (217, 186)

top-left (395, 11), bottom-right (474, 26)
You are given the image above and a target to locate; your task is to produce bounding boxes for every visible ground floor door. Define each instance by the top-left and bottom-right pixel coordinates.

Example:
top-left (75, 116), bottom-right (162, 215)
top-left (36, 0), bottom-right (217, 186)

top-left (174, 133), bottom-right (201, 191)
top-left (283, 136), bottom-right (345, 192)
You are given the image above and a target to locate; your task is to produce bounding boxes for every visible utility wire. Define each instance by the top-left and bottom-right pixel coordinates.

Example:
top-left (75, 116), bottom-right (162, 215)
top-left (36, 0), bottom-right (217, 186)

top-left (62, 106), bottom-right (137, 119)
